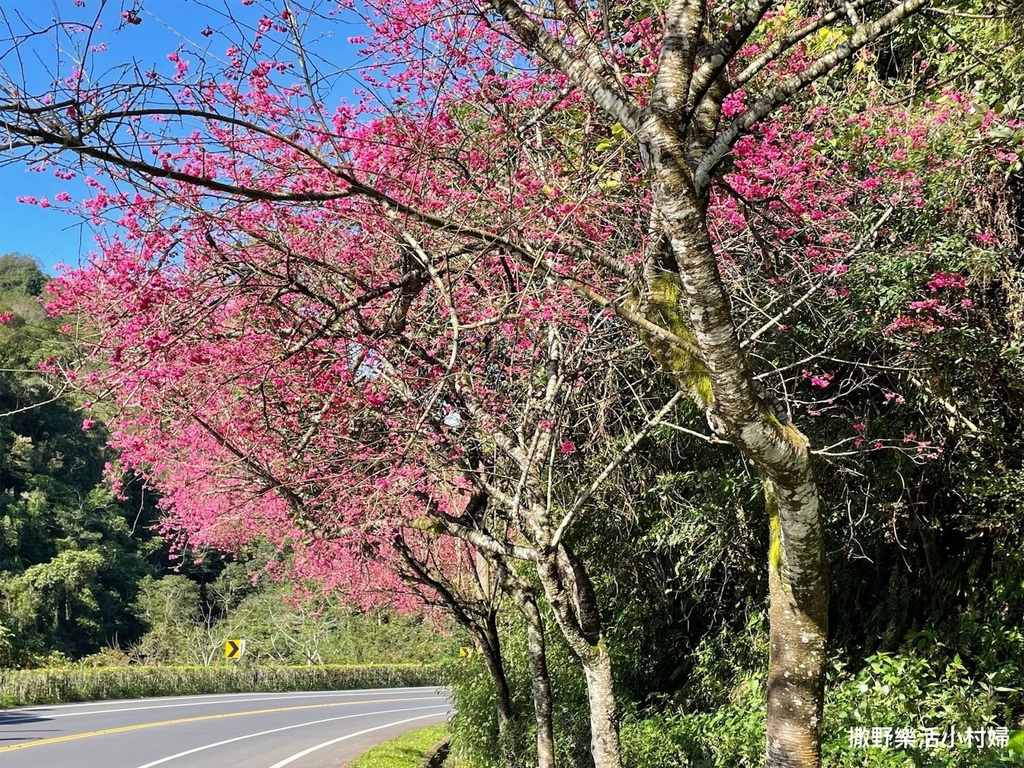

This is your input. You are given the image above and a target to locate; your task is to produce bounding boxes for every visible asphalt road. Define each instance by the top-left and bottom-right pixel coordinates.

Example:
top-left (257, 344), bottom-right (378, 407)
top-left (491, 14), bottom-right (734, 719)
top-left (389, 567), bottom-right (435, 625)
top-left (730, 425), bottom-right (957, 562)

top-left (0, 687), bottom-right (450, 768)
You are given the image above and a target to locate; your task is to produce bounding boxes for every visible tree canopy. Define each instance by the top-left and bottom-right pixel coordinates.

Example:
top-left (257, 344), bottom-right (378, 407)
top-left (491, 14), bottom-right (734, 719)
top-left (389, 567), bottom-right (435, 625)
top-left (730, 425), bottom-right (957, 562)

top-left (3, 2), bottom-right (1024, 767)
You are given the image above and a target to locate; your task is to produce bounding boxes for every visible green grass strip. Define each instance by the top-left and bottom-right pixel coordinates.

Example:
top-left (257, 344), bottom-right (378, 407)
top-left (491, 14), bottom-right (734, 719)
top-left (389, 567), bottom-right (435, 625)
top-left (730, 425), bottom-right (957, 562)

top-left (348, 723), bottom-right (447, 768)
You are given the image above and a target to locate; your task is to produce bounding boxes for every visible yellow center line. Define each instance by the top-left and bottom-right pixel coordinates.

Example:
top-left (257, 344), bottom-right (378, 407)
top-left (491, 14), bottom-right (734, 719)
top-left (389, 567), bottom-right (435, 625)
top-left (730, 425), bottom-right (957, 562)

top-left (0, 696), bottom-right (440, 753)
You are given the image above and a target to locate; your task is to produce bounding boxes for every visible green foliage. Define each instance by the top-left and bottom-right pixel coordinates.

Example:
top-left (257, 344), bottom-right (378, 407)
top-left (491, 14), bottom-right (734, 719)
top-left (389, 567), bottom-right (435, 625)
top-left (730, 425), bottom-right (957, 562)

top-left (614, 614), bottom-right (768, 768)
top-left (444, 597), bottom-right (592, 768)
top-left (620, 715), bottom-right (691, 768)
top-left (823, 650), bottom-right (1022, 768)
top-left (131, 574), bottom-right (211, 664)
top-left (0, 253), bottom-right (48, 298)
top-left (619, 691), bottom-right (765, 768)
top-left (0, 663), bottom-right (443, 707)
top-left (0, 253), bottom-right (161, 663)
top-left (79, 647), bottom-right (132, 667)
top-left (130, 570), bottom-right (457, 667)
top-left (214, 587), bottom-right (457, 666)
top-left (445, 654), bottom-right (506, 768)
top-left (613, 646), bottom-right (1024, 768)
top-left (348, 724), bottom-right (448, 768)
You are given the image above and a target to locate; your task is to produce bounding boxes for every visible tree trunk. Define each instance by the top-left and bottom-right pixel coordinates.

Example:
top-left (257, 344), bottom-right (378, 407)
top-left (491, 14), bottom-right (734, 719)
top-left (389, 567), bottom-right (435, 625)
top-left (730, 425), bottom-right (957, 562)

top-left (765, 478), bottom-right (828, 768)
top-left (640, 116), bottom-right (829, 768)
top-left (393, 535), bottom-right (516, 762)
top-left (478, 611), bottom-right (516, 765)
top-left (579, 642), bottom-right (621, 768)
top-left (533, 549), bottom-right (623, 768)
top-left (506, 578), bottom-right (556, 768)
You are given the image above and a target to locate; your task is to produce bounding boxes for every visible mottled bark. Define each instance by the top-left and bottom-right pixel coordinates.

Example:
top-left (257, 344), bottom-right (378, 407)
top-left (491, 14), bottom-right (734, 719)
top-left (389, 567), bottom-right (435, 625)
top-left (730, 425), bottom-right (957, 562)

top-left (533, 549), bottom-right (622, 768)
top-left (499, 330), bottom-right (622, 768)
top-left (637, 114), bottom-right (829, 768)
top-left (523, 601), bottom-right (556, 768)
top-left (579, 643), bottom-right (621, 768)
top-left (766, 479), bottom-right (828, 768)
top-left (504, 574), bottom-right (556, 768)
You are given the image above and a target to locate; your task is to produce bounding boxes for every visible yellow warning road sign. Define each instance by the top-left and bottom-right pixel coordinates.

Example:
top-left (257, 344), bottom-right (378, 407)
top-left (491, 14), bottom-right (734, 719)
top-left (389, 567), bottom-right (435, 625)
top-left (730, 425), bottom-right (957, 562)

top-left (224, 638), bottom-right (245, 659)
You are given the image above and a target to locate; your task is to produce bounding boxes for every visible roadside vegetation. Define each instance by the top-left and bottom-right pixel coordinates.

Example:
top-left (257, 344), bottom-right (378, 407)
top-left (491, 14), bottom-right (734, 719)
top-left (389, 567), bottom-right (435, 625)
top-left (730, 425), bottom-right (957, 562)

top-left (348, 724), bottom-right (449, 768)
top-left (0, 663), bottom-right (441, 707)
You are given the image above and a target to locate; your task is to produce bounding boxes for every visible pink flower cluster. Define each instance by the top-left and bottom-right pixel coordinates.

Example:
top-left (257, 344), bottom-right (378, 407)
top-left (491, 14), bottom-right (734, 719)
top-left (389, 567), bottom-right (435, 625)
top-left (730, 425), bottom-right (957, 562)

top-left (926, 271), bottom-right (967, 291)
top-left (802, 370), bottom-right (833, 388)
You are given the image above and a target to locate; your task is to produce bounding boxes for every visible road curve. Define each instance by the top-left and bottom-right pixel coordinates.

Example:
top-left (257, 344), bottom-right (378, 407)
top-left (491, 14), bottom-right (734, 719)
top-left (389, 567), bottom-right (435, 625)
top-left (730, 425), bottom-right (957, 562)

top-left (0, 686), bottom-right (450, 768)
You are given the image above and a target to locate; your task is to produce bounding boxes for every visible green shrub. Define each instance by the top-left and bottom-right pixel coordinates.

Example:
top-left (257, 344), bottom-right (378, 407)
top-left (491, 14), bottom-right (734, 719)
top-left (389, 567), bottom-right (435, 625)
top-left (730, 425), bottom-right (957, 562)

top-left (823, 650), bottom-right (1024, 768)
top-left (444, 610), bottom-right (591, 768)
top-left (626, 648), bottom-right (1024, 768)
top-left (620, 714), bottom-right (692, 768)
top-left (78, 647), bottom-right (132, 667)
top-left (0, 663), bottom-right (443, 707)
top-left (445, 656), bottom-right (505, 768)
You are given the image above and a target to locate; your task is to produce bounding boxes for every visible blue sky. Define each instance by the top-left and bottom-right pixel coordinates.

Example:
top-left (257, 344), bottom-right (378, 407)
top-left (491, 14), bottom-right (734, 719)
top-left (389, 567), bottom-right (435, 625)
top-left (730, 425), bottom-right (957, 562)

top-left (0, 167), bottom-right (92, 273)
top-left (1, 0), bottom-right (366, 275)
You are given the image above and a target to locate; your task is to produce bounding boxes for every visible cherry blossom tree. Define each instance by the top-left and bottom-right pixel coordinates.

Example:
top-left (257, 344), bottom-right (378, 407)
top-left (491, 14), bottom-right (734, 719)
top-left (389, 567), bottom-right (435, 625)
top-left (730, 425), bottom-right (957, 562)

top-left (5, 2), bottom-right (1006, 767)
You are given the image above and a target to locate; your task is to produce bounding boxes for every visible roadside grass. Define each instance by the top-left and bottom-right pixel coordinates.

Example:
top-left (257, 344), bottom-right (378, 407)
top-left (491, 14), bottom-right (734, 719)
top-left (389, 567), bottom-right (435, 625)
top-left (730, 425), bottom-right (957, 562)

top-left (348, 723), bottom-right (448, 768)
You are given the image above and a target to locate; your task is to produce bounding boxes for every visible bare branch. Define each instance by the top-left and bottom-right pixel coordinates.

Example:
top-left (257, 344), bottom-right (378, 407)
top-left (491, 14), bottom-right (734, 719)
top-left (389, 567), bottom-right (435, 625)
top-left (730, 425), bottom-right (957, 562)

top-left (551, 390), bottom-right (684, 548)
top-left (694, 0), bottom-right (932, 191)
top-left (487, 0), bottom-right (637, 129)
top-left (741, 205), bottom-right (894, 348)
top-left (732, 0), bottom-right (873, 90)
top-left (687, 0), bottom-right (774, 113)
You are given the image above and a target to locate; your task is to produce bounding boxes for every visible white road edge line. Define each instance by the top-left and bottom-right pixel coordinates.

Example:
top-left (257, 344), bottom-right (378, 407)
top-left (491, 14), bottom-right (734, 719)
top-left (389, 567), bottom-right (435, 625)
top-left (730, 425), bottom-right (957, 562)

top-left (266, 712), bottom-right (446, 768)
top-left (133, 705), bottom-right (448, 768)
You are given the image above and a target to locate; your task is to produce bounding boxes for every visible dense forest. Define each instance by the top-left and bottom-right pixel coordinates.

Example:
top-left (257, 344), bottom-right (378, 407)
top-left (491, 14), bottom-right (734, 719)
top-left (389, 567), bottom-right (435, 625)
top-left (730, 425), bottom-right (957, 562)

top-left (0, 253), bottom-right (154, 664)
top-left (2, 2), bottom-right (1024, 768)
